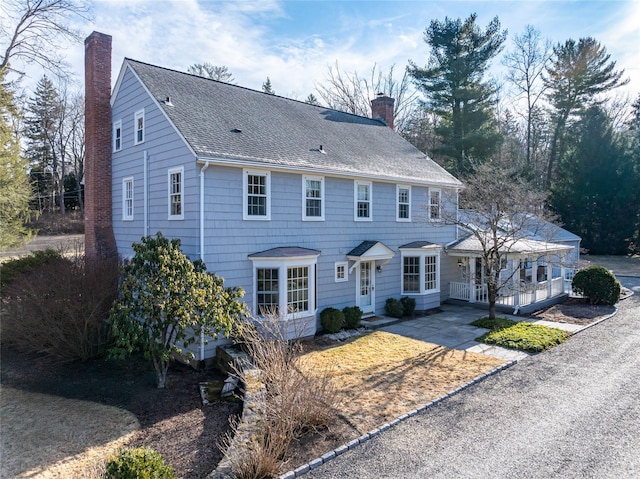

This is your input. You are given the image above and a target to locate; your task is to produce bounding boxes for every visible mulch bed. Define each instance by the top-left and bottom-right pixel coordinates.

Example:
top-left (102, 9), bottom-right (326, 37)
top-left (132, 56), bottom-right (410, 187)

top-left (0, 344), bottom-right (241, 479)
top-left (529, 297), bottom-right (616, 326)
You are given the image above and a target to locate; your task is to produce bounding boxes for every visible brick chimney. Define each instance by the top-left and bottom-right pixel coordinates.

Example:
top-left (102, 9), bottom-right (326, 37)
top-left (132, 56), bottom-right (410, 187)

top-left (84, 31), bottom-right (117, 263)
top-left (371, 93), bottom-right (395, 129)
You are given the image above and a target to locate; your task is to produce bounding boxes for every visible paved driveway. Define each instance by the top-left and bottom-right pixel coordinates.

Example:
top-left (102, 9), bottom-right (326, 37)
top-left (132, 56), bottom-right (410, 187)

top-left (305, 277), bottom-right (640, 479)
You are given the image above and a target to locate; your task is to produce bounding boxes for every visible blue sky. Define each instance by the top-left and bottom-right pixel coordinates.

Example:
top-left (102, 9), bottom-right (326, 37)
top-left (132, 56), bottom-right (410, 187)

top-left (21, 1), bottom-right (640, 100)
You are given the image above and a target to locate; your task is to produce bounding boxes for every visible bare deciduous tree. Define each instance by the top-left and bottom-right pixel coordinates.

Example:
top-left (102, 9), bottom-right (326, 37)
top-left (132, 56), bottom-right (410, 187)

top-left (0, 0), bottom-right (91, 78)
top-left (187, 63), bottom-right (235, 83)
top-left (502, 25), bottom-right (552, 171)
top-left (441, 158), bottom-right (555, 318)
top-left (315, 61), bottom-right (418, 133)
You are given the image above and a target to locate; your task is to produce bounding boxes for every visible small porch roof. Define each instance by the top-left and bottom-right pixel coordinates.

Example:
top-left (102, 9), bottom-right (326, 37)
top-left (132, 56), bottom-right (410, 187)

top-left (399, 240), bottom-right (441, 250)
top-left (248, 246), bottom-right (321, 259)
top-left (347, 241), bottom-right (395, 273)
top-left (446, 233), bottom-right (573, 257)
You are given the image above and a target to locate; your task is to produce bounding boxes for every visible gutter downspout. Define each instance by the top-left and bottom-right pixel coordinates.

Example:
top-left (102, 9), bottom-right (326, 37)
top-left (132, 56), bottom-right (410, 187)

top-left (143, 151), bottom-right (149, 236)
top-left (199, 161), bottom-right (210, 362)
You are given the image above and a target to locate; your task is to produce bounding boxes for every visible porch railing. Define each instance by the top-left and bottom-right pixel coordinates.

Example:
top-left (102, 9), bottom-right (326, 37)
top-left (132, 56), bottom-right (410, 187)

top-left (449, 278), bottom-right (567, 309)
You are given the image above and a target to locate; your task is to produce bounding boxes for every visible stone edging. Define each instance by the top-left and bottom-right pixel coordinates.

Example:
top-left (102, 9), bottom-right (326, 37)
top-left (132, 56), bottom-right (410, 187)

top-left (278, 361), bottom-right (517, 479)
top-left (279, 303), bottom-right (627, 478)
top-left (207, 353), bottom-right (266, 479)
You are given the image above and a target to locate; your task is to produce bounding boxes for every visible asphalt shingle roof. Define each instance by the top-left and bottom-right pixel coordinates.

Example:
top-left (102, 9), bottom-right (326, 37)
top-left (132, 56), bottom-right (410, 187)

top-left (125, 59), bottom-right (462, 187)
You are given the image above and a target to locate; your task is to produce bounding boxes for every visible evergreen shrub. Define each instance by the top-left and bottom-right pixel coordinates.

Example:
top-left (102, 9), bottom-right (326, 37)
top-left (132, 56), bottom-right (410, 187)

top-left (572, 265), bottom-right (620, 305)
top-left (400, 297), bottom-right (416, 316)
top-left (104, 447), bottom-right (175, 479)
top-left (342, 306), bottom-right (363, 329)
top-left (384, 298), bottom-right (404, 319)
top-left (0, 249), bottom-right (62, 290)
top-left (320, 307), bottom-right (344, 333)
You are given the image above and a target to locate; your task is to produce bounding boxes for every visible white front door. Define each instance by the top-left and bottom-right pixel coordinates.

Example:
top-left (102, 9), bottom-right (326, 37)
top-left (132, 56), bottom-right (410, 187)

top-left (357, 261), bottom-right (375, 314)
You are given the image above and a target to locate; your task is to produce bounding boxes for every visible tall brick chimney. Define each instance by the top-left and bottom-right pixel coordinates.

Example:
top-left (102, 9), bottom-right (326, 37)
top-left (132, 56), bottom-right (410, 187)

top-left (84, 31), bottom-right (117, 263)
top-left (371, 93), bottom-right (395, 130)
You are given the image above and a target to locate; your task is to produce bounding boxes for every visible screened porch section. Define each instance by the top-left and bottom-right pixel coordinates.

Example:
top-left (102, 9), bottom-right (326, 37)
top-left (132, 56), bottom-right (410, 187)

top-left (446, 235), bottom-right (574, 314)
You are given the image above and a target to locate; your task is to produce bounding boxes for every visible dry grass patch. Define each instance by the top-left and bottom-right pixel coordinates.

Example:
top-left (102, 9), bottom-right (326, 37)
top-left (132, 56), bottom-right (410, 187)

top-left (1, 387), bottom-right (139, 478)
top-left (299, 331), bottom-right (505, 432)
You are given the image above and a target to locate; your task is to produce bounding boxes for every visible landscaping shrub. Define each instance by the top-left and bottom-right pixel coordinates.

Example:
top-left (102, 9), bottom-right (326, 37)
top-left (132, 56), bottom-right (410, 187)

top-left (470, 317), bottom-right (518, 330)
top-left (0, 248), bottom-right (62, 290)
top-left (384, 298), bottom-right (404, 319)
top-left (342, 306), bottom-right (363, 329)
top-left (104, 447), bottom-right (175, 479)
top-left (477, 322), bottom-right (569, 352)
top-left (320, 307), bottom-right (344, 333)
top-left (2, 252), bottom-right (119, 362)
top-left (572, 265), bottom-right (621, 305)
top-left (227, 316), bottom-right (339, 477)
top-left (400, 297), bottom-right (416, 317)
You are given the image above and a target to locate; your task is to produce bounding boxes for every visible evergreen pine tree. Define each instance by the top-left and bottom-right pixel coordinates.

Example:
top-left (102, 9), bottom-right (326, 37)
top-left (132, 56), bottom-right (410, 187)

top-left (408, 14), bottom-right (506, 176)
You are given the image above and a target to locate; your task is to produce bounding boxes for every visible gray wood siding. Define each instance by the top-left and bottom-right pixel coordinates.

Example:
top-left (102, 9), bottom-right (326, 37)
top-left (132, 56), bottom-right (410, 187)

top-left (201, 165), bottom-right (458, 321)
top-left (112, 67), bottom-right (198, 257)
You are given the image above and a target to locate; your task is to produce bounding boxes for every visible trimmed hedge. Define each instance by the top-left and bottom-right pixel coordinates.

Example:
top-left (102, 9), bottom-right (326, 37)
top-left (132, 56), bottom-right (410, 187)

top-left (320, 307), bottom-right (344, 333)
top-left (342, 306), bottom-right (363, 329)
top-left (384, 298), bottom-right (404, 319)
top-left (572, 265), bottom-right (620, 305)
top-left (400, 297), bottom-right (416, 317)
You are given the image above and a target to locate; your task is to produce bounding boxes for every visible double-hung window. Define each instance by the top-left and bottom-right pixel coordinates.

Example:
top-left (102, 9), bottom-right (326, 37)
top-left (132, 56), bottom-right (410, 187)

top-left (256, 268), bottom-right (280, 315)
top-left (429, 189), bottom-right (441, 221)
top-left (134, 109), bottom-right (145, 145)
top-left (303, 175), bottom-right (324, 220)
top-left (400, 246), bottom-right (441, 295)
top-left (168, 166), bottom-right (183, 220)
top-left (250, 249), bottom-right (319, 320)
top-left (243, 169), bottom-right (270, 220)
top-left (113, 120), bottom-right (122, 152)
top-left (397, 185), bottom-right (411, 221)
top-left (354, 181), bottom-right (372, 221)
top-left (122, 177), bottom-right (133, 220)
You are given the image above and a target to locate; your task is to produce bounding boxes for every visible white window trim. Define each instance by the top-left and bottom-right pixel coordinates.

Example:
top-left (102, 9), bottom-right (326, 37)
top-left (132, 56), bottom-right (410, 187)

top-left (250, 256), bottom-right (318, 320)
top-left (122, 177), bottom-right (134, 221)
top-left (396, 184), bottom-right (411, 222)
top-left (134, 109), bottom-right (145, 145)
top-left (400, 249), bottom-right (441, 295)
top-left (243, 169), bottom-right (271, 220)
top-left (335, 261), bottom-right (348, 282)
top-left (168, 166), bottom-right (184, 220)
top-left (302, 175), bottom-right (325, 221)
top-left (429, 188), bottom-right (442, 222)
top-left (113, 120), bottom-right (122, 152)
top-left (354, 180), bottom-right (372, 222)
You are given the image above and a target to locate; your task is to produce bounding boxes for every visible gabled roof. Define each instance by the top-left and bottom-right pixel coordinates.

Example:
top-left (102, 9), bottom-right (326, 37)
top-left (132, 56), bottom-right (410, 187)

top-left (458, 210), bottom-right (581, 243)
top-left (120, 59), bottom-right (462, 188)
top-left (446, 233), bottom-right (573, 256)
top-left (346, 241), bottom-right (395, 260)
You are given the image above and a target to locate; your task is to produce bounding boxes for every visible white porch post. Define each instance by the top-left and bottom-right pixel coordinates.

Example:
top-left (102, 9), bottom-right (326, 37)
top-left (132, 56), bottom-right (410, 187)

top-left (469, 257), bottom-right (476, 303)
top-left (561, 255), bottom-right (566, 293)
top-left (513, 257), bottom-right (520, 309)
top-left (547, 256), bottom-right (553, 297)
top-left (532, 257), bottom-right (538, 302)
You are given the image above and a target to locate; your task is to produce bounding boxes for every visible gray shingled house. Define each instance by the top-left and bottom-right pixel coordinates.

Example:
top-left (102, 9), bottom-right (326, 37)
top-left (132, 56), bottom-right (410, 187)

top-left (86, 38), bottom-right (464, 357)
top-left (106, 56), bottom-right (465, 358)
top-left (84, 32), bottom-right (577, 361)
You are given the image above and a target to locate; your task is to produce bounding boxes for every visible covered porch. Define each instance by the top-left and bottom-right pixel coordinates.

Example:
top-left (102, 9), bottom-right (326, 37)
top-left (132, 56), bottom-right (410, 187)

top-left (446, 235), bottom-right (574, 314)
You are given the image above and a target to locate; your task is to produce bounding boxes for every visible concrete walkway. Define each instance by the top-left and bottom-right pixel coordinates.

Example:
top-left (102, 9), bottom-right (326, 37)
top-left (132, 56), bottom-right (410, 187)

top-left (364, 303), bottom-right (585, 362)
